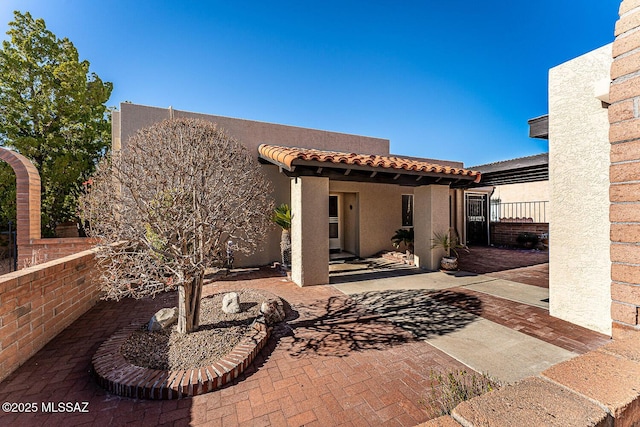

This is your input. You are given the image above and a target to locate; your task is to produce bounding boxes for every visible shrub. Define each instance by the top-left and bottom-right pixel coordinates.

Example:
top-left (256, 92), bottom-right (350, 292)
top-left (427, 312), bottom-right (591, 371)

top-left (391, 228), bottom-right (414, 253)
top-left (421, 369), bottom-right (500, 417)
top-left (516, 232), bottom-right (539, 247)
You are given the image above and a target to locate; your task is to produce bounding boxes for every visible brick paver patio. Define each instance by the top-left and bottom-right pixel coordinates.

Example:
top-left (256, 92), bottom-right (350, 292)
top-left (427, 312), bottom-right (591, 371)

top-left (457, 246), bottom-right (549, 288)
top-left (0, 248), bottom-right (608, 426)
top-left (0, 270), bottom-right (471, 426)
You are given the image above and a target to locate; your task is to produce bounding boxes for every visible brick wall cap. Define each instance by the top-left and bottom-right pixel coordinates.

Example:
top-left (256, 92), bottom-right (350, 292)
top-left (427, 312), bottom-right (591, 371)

top-left (452, 377), bottom-right (607, 426)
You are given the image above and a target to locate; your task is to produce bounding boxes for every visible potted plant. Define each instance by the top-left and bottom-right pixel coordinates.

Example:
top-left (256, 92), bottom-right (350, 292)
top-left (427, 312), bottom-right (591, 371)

top-left (391, 228), bottom-right (414, 254)
top-left (271, 203), bottom-right (292, 268)
top-left (431, 230), bottom-right (468, 271)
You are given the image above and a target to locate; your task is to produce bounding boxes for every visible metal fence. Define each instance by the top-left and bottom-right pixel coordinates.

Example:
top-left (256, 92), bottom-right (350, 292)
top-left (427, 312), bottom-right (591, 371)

top-left (490, 200), bottom-right (548, 223)
top-left (0, 221), bottom-right (17, 274)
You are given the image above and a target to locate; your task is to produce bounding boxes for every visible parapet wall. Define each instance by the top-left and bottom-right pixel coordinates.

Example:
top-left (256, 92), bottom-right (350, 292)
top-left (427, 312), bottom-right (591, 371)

top-left (17, 238), bottom-right (97, 268)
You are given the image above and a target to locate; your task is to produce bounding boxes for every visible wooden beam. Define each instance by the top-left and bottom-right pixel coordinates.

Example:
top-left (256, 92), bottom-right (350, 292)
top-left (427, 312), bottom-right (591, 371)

top-left (344, 169), bottom-right (351, 176)
top-left (316, 167), bottom-right (323, 174)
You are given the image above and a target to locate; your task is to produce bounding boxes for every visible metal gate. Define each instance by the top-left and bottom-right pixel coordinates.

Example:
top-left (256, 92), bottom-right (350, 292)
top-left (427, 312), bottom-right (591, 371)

top-left (465, 193), bottom-right (488, 246)
top-left (1, 221), bottom-right (17, 274)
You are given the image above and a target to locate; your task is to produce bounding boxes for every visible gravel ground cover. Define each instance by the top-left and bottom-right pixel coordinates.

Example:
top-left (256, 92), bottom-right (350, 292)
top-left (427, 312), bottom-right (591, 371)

top-left (121, 289), bottom-right (269, 370)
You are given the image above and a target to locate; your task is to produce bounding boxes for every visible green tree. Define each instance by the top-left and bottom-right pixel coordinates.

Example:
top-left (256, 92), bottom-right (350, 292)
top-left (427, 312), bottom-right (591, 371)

top-left (0, 162), bottom-right (16, 229)
top-left (0, 11), bottom-right (112, 236)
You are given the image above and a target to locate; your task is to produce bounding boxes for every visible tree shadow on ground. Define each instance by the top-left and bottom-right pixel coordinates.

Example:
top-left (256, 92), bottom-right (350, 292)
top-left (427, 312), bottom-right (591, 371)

top-left (281, 289), bottom-right (482, 357)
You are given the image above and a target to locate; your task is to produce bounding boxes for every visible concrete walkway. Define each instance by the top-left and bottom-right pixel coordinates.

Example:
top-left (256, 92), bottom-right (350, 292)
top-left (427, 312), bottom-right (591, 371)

top-left (331, 258), bottom-right (595, 384)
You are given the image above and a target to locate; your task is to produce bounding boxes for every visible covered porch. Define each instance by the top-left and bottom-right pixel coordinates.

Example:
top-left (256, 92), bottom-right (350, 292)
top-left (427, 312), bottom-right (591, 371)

top-left (258, 144), bottom-right (481, 286)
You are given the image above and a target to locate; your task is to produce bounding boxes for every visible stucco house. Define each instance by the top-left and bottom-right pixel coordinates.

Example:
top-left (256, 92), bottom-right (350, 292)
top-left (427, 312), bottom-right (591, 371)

top-left (113, 39), bottom-right (613, 334)
top-left (112, 103), bottom-right (481, 287)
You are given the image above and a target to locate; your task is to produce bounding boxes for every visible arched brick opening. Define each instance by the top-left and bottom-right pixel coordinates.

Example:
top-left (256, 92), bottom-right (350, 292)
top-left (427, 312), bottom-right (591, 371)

top-left (0, 147), bottom-right (41, 246)
top-left (609, 0), bottom-right (640, 337)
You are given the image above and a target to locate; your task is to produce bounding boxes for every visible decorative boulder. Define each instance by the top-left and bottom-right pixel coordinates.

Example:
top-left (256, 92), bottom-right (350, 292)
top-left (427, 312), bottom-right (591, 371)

top-left (222, 292), bottom-right (241, 314)
top-left (260, 300), bottom-right (285, 324)
top-left (148, 307), bottom-right (178, 331)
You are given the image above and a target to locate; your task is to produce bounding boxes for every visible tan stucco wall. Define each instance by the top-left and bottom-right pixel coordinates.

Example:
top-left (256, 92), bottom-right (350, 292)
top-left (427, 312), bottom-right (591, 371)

top-left (115, 103), bottom-right (391, 267)
top-left (492, 181), bottom-right (549, 203)
top-left (329, 181), bottom-right (416, 257)
top-left (342, 192), bottom-right (359, 255)
top-left (491, 181), bottom-right (550, 222)
top-left (118, 103), bottom-right (390, 155)
top-left (548, 44), bottom-right (612, 335)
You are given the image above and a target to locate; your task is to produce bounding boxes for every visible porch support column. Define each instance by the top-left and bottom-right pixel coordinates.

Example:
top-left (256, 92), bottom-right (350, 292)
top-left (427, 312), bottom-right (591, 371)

top-left (290, 176), bottom-right (329, 286)
top-left (413, 185), bottom-right (450, 270)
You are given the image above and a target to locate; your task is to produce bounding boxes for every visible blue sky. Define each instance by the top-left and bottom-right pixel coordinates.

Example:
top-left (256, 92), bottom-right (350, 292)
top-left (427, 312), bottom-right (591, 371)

top-left (1, 1), bottom-right (620, 166)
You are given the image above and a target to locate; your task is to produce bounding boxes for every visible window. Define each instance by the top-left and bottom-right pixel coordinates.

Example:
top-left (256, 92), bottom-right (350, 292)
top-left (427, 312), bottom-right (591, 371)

top-left (402, 195), bottom-right (413, 227)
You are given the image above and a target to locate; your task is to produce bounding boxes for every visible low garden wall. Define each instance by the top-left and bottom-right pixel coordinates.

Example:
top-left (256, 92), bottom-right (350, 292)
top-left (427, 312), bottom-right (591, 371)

top-left (490, 222), bottom-right (549, 247)
top-left (17, 237), bottom-right (97, 269)
top-left (0, 248), bottom-right (99, 382)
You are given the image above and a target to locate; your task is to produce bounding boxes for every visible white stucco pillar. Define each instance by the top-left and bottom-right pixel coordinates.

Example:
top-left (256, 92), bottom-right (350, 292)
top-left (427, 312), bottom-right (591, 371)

top-left (291, 176), bottom-right (330, 286)
top-left (413, 185), bottom-right (450, 270)
top-left (548, 44), bottom-right (612, 335)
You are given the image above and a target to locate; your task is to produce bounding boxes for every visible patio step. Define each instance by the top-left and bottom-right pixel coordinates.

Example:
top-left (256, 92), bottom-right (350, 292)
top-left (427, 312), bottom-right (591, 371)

top-left (381, 250), bottom-right (415, 265)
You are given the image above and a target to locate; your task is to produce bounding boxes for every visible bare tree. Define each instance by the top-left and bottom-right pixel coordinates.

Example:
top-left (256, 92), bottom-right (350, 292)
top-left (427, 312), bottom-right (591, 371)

top-left (79, 118), bottom-right (273, 333)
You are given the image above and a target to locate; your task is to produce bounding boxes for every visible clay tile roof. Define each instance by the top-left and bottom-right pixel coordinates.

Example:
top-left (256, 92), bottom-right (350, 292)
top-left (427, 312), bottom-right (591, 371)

top-left (258, 144), bottom-right (481, 183)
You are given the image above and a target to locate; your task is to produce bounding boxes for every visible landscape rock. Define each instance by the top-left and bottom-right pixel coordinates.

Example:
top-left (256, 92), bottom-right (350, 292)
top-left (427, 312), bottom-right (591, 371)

top-left (148, 307), bottom-right (178, 331)
top-left (260, 300), bottom-right (285, 324)
top-left (222, 292), bottom-right (241, 314)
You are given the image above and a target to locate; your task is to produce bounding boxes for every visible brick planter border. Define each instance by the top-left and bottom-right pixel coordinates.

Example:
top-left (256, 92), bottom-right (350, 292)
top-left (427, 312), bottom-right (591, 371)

top-left (92, 317), bottom-right (270, 400)
top-left (92, 289), bottom-right (285, 399)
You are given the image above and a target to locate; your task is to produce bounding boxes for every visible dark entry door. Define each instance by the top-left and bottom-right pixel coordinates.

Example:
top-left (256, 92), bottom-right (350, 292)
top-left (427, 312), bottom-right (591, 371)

top-left (466, 193), bottom-right (488, 246)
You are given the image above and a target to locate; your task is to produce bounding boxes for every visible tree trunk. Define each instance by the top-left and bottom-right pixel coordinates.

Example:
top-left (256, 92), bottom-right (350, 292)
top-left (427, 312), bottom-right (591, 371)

top-left (177, 272), bottom-right (203, 333)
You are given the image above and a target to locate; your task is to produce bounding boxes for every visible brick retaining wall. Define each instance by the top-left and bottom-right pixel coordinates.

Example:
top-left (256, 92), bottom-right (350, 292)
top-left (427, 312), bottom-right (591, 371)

top-left (0, 249), bottom-right (100, 382)
top-left (490, 222), bottom-right (549, 247)
top-left (609, 0), bottom-right (640, 337)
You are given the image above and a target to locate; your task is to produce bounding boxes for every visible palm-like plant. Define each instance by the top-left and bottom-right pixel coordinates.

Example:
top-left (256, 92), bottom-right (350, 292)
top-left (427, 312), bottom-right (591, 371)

top-left (391, 228), bottom-right (414, 254)
top-left (272, 204), bottom-right (292, 267)
top-left (431, 230), bottom-right (467, 258)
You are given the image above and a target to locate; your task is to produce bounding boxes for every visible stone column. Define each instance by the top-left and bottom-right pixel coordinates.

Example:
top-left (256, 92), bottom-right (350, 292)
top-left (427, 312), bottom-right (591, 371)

top-left (413, 185), bottom-right (450, 270)
top-left (609, 0), bottom-right (640, 337)
top-left (290, 176), bottom-right (329, 286)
